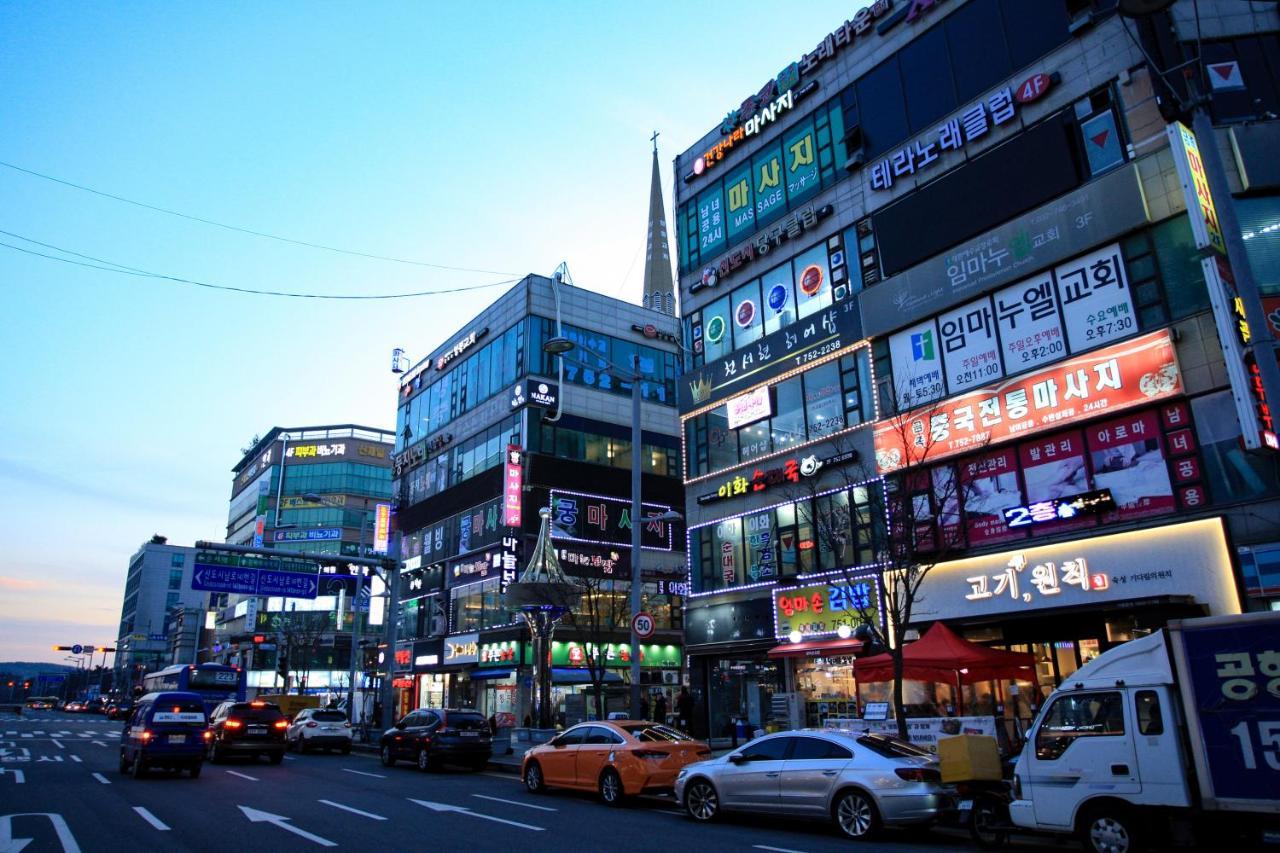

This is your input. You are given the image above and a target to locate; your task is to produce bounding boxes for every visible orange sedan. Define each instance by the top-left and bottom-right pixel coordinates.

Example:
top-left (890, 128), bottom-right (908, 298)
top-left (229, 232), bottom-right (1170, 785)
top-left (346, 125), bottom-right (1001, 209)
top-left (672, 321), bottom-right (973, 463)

top-left (522, 720), bottom-right (710, 805)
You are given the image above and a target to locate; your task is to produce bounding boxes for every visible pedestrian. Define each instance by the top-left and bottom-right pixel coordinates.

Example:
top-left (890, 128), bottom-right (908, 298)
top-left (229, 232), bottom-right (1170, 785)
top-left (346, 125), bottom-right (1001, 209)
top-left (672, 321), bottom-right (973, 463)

top-left (640, 694), bottom-right (651, 720)
top-left (675, 686), bottom-right (694, 731)
top-left (654, 690), bottom-right (668, 725)
top-left (523, 713), bottom-right (532, 728)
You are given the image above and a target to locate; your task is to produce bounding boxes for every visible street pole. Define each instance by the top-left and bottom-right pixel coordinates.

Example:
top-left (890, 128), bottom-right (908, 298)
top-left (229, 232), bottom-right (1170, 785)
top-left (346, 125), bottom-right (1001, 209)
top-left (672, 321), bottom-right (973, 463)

top-left (345, 498), bottom-right (367, 723)
top-left (629, 357), bottom-right (643, 721)
top-left (379, 523), bottom-right (401, 732)
top-left (1189, 100), bottom-right (1280, 430)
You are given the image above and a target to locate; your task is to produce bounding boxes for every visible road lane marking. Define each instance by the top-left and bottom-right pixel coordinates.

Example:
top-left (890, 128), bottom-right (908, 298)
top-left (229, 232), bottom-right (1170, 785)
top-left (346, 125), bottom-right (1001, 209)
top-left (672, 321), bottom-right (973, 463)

top-left (655, 809), bottom-right (685, 816)
top-left (471, 794), bottom-right (556, 812)
top-left (480, 771), bottom-right (520, 781)
top-left (753, 846), bottom-right (810, 853)
top-left (69, 755), bottom-right (82, 763)
top-left (51, 739), bottom-right (64, 749)
top-left (91, 772), bottom-right (110, 784)
top-left (0, 768), bottom-right (24, 783)
top-left (283, 756), bottom-right (296, 761)
top-left (133, 807), bottom-right (171, 831)
top-left (238, 806), bottom-right (336, 847)
top-left (225, 770), bottom-right (259, 781)
top-left (32, 731), bottom-right (44, 735)
top-left (341, 768), bottom-right (386, 779)
top-left (91, 741), bottom-right (107, 748)
top-left (407, 798), bottom-right (544, 831)
top-left (318, 800), bottom-right (387, 820)
top-left (0, 812), bottom-right (80, 852)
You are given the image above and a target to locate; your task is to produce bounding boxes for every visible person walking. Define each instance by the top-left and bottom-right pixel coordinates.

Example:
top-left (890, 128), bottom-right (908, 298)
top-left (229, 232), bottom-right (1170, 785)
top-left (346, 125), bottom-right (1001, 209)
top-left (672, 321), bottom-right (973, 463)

top-left (654, 690), bottom-right (669, 725)
top-left (640, 693), bottom-right (651, 721)
top-left (675, 686), bottom-right (694, 731)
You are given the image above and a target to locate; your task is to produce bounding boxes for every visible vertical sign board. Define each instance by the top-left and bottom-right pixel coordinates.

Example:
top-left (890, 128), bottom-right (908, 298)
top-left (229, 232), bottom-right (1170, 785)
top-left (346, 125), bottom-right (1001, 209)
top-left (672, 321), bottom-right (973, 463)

top-left (1170, 615), bottom-right (1280, 809)
top-left (1166, 122), bottom-right (1227, 256)
top-left (373, 502), bottom-right (391, 554)
top-left (252, 479), bottom-right (269, 548)
top-left (504, 445), bottom-right (523, 527)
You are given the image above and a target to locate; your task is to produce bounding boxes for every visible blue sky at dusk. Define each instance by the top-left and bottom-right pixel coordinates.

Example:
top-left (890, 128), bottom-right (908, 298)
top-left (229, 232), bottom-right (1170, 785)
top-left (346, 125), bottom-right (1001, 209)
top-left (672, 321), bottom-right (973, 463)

top-left (0, 1), bottom-right (857, 662)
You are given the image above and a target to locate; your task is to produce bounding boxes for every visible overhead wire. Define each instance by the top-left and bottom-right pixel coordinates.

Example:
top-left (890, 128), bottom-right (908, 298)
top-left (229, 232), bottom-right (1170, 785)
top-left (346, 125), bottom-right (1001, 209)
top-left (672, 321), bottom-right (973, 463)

top-left (0, 230), bottom-right (518, 299)
top-left (0, 159), bottom-right (518, 276)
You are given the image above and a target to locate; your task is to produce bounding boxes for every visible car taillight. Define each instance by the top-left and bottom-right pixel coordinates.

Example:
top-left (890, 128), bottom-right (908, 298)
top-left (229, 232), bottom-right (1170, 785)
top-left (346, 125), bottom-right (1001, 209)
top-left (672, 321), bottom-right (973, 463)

top-left (634, 750), bottom-right (668, 759)
top-left (203, 730), bottom-right (213, 740)
top-left (305, 722), bottom-right (318, 728)
top-left (273, 720), bottom-right (288, 729)
top-left (225, 719), bottom-right (243, 729)
top-left (343, 722), bottom-right (351, 728)
top-left (139, 730), bottom-right (152, 741)
top-left (895, 767), bottom-right (942, 784)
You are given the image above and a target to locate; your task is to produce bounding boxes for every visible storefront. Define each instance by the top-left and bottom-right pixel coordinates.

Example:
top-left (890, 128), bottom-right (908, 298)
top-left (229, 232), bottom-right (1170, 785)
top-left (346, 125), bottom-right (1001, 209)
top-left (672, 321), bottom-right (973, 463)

top-left (474, 637), bottom-right (526, 727)
top-left (390, 641), bottom-right (415, 720)
top-left (685, 595), bottom-right (782, 739)
top-left (410, 639), bottom-right (444, 713)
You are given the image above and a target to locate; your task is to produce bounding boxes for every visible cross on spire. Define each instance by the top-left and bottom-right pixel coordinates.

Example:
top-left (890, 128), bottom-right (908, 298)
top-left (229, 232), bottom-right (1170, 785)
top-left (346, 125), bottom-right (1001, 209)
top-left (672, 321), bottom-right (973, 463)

top-left (650, 130), bottom-right (660, 154)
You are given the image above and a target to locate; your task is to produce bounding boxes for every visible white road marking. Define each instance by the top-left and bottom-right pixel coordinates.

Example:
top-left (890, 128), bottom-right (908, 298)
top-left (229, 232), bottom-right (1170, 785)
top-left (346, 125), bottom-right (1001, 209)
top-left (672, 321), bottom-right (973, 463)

top-left (225, 770), bottom-right (259, 782)
top-left (471, 794), bottom-right (557, 812)
top-left (283, 756), bottom-right (296, 761)
top-left (133, 807), bottom-right (171, 831)
top-left (69, 755), bottom-right (82, 763)
top-left (0, 767), bottom-right (24, 783)
top-left (91, 772), bottom-right (110, 785)
top-left (0, 812), bottom-right (79, 852)
top-left (753, 846), bottom-right (810, 853)
top-left (318, 800), bottom-right (387, 820)
top-left (20, 734), bottom-right (31, 739)
top-left (32, 731), bottom-right (44, 735)
top-left (407, 798), bottom-right (544, 831)
top-left (238, 806), bottom-right (336, 847)
top-left (655, 809), bottom-right (685, 816)
top-left (340, 768), bottom-right (386, 779)
top-left (480, 771), bottom-right (520, 781)
top-left (51, 739), bottom-right (64, 749)
top-left (91, 741), bottom-right (107, 747)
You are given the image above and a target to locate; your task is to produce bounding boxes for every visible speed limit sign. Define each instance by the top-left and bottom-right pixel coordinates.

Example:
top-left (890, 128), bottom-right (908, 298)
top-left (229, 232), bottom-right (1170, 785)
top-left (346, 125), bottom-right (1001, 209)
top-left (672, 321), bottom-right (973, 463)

top-left (631, 611), bottom-right (656, 640)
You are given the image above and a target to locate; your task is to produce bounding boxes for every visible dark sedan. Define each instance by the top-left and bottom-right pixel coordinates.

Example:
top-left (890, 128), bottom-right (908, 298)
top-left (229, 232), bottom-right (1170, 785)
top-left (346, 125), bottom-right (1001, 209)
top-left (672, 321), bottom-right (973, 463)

top-left (380, 708), bottom-right (491, 771)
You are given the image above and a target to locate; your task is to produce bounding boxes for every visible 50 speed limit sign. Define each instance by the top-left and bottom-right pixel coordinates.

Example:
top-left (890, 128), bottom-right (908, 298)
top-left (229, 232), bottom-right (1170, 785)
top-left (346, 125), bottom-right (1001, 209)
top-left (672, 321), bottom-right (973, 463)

top-left (631, 611), bottom-right (656, 640)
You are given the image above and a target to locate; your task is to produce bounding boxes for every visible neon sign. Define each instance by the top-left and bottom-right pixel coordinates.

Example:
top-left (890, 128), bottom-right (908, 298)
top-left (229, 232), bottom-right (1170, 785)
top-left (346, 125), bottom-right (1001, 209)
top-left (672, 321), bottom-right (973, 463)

top-left (1002, 490), bottom-right (1115, 528)
top-left (435, 327), bottom-right (489, 371)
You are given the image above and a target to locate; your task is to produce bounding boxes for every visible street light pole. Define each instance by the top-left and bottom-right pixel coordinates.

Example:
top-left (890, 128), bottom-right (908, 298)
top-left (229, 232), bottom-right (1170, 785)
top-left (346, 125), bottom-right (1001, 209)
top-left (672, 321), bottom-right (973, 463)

top-left (628, 358), bottom-right (644, 720)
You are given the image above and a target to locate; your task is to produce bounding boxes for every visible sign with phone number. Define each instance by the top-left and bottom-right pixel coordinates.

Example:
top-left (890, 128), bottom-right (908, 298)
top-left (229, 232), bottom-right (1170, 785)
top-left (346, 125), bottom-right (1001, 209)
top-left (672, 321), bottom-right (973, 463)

top-left (774, 577), bottom-right (881, 640)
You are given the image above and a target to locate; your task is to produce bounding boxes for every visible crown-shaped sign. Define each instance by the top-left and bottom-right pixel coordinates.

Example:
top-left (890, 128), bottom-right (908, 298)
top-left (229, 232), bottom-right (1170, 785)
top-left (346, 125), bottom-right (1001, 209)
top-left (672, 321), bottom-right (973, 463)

top-left (688, 375), bottom-right (714, 404)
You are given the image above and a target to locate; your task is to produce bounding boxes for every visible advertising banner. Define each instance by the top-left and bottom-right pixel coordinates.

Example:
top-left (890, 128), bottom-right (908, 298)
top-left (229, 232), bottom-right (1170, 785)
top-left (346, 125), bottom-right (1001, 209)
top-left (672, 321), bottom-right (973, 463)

top-left (826, 716), bottom-right (997, 750)
top-left (888, 319), bottom-right (945, 407)
top-left (773, 576), bottom-right (882, 640)
top-left (503, 446), bottom-right (523, 527)
top-left (1086, 409), bottom-right (1174, 521)
top-left (873, 330), bottom-right (1182, 473)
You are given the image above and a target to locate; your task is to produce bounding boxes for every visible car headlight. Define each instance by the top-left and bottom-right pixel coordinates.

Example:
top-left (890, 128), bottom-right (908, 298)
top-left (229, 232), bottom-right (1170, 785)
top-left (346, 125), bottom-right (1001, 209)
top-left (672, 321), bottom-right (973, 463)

top-left (676, 768), bottom-right (688, 780)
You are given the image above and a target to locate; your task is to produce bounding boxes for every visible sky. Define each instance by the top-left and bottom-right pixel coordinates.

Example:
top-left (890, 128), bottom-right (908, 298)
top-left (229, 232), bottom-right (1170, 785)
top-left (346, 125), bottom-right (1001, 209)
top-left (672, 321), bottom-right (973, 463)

top-left (0, 1), bottom-right (861, 663)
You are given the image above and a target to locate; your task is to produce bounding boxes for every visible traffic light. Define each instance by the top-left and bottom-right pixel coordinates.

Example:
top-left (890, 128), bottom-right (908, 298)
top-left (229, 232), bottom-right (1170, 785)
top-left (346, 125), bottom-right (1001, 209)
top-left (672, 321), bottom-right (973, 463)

top-left (276, 652), bottom-right (289, 679)
top-left (253, 635), bottom-right (266, 644)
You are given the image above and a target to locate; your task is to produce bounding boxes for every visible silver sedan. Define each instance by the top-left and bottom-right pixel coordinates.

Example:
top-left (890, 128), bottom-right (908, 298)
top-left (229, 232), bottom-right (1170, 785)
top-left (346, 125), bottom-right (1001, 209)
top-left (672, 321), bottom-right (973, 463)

top-left (675, 729), bottom-right (951, 841)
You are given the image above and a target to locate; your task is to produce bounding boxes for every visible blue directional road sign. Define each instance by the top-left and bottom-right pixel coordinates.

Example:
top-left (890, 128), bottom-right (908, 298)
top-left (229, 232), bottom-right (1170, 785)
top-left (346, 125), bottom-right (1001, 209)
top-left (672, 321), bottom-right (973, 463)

top-left (191, 564), bottom-right (258, 594)
top-left (70, 644), bottom-right (83, 655)
top-left (256, 570), bottom-right (319, 599)
top-left (191, 549), bottom-right (320, 599)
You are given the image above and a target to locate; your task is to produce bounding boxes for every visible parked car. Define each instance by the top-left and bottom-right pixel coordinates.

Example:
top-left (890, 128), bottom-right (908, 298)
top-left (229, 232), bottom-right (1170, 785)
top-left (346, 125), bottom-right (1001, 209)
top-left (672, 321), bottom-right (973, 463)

top-left (379, 708), bottom-right (491, 771)
top-left (287, 708), bottom-right (353, 754)
top-left (675, 730), bottom-right (952, 841)
top-left (118, 691), bottom-right (210, 778)
top-left (522, 720), bottom-right (711, 805)
top-left (24, 696), bottom-right (58, 710)
top-left (207, 700), bottom-right (287, 764)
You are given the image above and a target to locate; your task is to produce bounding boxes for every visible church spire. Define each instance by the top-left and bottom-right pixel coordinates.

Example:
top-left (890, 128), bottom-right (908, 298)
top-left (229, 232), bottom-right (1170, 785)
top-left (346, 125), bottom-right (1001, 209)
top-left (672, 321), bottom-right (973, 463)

top-left (642, 131), bottom-right (675, 315)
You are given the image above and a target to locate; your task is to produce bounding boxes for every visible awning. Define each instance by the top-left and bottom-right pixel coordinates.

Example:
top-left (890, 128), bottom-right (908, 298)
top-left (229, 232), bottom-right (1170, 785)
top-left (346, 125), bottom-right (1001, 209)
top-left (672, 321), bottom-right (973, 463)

top-left (552, 667), bottom-right (624, 685)
top-left (469, 669), bottom-right (514, 680)
top-left (767, 637), bottom-right (864, 659)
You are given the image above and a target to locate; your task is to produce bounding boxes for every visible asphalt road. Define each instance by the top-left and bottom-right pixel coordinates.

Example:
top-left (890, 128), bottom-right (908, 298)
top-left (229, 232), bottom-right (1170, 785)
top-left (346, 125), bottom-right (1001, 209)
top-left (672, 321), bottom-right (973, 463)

top-left (1, 711), bottom-right (1070, 853)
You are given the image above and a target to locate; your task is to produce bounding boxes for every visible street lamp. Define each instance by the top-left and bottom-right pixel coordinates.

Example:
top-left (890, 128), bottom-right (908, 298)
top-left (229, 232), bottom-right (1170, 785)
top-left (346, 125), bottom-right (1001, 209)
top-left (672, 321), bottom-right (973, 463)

top-left (540, 335), bottom-right (684, 719)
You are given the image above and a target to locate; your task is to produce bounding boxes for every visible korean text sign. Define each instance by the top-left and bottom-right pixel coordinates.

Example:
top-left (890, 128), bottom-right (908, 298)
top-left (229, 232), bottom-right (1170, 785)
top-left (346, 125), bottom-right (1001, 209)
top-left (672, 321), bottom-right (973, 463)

top-left (1172, 616), bottom-right (1280, 807)
top-left (773, 577), bottom-right (880, 640)
top-left (873, 330), bottom-right (1182, 473)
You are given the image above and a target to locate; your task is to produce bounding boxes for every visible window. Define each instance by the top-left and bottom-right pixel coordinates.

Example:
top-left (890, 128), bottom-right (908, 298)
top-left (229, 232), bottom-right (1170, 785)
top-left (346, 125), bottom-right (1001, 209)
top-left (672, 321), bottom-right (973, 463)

top-left (584, 726), bottom-right (623, 745)
top-left (761, 263), bottom-right (796, 335)
top-left (731, 280), bottom-right (764, 348)
top-left (803, 361), bottom-right (844, 438)
top-left (168, 569), bottom-right (183, 590)
top-left (770, 377), bottom-right (806, 452)
top-left (793, 243), bottom-right (832, 321)
top-left (554, 727), bottom-right (589, 746)
top-left (1000, 0), bottom-right (1070, 72)
top-left (857, 58), bottom-right (909, 159)
top-left (166, 592), bottom-right (180, 609)
top-left (1135, 690), bottom-right (1163, 736)
top-left (1193, 391), bottom-right (1280, 503)
top-left (789, 736), bottom-right (853, 761)
top-left (170, 553), bottom-right (185, 568)
top-left (899, 23), bottom-right (956, 134)
top-left (1201, 36), bottom-right (1280, 123)
top-left (946, 0), bottom-right (1011, 104)
top-left (1035, 691), bottom-right (1125, 760)
top-left (740, 736), bottom-right (792, 761)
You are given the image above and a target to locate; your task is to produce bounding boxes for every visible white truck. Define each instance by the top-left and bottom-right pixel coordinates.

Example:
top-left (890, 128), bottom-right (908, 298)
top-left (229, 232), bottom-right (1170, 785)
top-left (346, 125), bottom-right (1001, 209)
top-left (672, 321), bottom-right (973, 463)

top-left (1009, 611), bottom-right (1280, 852)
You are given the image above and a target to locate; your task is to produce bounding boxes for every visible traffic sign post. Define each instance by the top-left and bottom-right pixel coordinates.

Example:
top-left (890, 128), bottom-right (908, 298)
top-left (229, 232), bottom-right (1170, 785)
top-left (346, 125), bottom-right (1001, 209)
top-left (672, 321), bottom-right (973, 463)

top-left (631, 611), bottom-right (656, 641)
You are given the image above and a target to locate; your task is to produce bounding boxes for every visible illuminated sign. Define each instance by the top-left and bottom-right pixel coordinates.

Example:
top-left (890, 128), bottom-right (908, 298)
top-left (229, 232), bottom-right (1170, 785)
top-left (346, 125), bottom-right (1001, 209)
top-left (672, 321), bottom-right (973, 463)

top-left (280, 494), bottom-right (346, 510)
top-left (725, 385), bottom-right (772, 430)
top-left (549, 489), bottom-right (675, 551)
top-left (394, 648), bottom-right (412, 666)
top-left (504, 445), bottom-right (523, 527)
top-left (286, 443), bottom-right (346, 459)
top-left (445, 633), bottom-right (480, 664)
top-left (1002, 489), bottom-right (1115, 528)
top-left (435, 327), bottom-right (489, 371)
top-left (698, 450), bottom-right (858, 505)
top-left (873, 330), bottom-right (1183, 473)
top-left (413, 654), bottom-right (438, 667)
top-left (550, 641), bottom-right (682, 669)
top-left (478, 641), bottom-right (525, 667)
top-left (870, 74), bottom-right (1053, 191)
top-left (391, 677), bottom-right (415, 689)
top-left (373, 502), bottom-right (391, 554)
top-left (509, 379), bottom-right (560, 411)
top-left (691, 203), bottom-right (834, 294)
top-left (1167, 122), bottom-right (1226, 255)
top-left (773, 576), bottom-right (882, 641)
top-left (273, 527), bottom-right (342, 542)
top-left (631, 323), bottom-right (679, 344)
top-left (695, 84), bottom-right (818, 177)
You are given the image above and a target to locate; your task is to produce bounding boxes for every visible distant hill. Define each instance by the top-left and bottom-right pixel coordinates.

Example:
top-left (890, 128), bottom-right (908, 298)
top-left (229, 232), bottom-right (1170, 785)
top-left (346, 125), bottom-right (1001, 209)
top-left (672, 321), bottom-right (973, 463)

top-left (0, 662), bottom-right (78, 679)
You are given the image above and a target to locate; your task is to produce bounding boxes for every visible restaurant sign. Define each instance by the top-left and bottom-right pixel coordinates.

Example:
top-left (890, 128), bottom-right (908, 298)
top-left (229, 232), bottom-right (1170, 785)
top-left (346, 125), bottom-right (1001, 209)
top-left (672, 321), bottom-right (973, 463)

top-left (773, 574), bottom-right (882, 640)
top-left (873, 330), bottom-right (1182, 473)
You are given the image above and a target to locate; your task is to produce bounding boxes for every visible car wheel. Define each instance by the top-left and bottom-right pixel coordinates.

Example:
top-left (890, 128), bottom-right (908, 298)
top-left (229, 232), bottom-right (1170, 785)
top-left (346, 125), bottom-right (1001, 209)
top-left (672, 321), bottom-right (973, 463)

top-left (380, 744), bottom-right (395, 767)
top-left (416, 748), bottom-right (432, 772)
top-left (684, 779), bottom-right (719, 822)
top-left (189, 762), bottom-right (202, 778)
top-left (524, 761), bottom-right (546, 793)
top-left (268, 751), bottom-right (284, 765)
top-left (834, 789), bottom-right (880, 841)
top-left (130, 755), bottom-right (148, 779)
top-left (598, 768), bottom-right (625, 806)
top-left (1081, 806), bottom-right (1141, 853)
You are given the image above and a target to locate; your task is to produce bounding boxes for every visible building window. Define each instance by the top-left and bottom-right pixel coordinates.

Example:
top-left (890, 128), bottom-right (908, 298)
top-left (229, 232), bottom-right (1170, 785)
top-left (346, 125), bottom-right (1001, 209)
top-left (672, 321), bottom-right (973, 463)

top-left (166, 592), bottom-right (180, 609)
top-left (170, 553), bottom-right (185, 568)
top-left (168, 569), bottom-right (183, 590)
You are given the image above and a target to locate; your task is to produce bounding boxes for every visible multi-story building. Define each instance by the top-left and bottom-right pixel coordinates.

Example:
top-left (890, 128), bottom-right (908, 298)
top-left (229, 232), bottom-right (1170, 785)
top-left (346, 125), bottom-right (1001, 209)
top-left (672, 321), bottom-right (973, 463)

top-left (389, 272), bottom-right (686, 725)
top-left (215, 424), bottom-right (395, 697)
top-left (673, 0), bottom-right (1280, 739)
top-left (115, 537), bottom-right (208, 688)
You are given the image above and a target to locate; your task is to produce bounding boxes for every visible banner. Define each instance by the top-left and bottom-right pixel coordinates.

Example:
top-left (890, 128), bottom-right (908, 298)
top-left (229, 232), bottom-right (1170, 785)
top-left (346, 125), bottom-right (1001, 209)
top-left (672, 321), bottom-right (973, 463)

top-left (874, 330), bottom-right (1182, 473)
top-left (825, 716), bottom-right (997, 750)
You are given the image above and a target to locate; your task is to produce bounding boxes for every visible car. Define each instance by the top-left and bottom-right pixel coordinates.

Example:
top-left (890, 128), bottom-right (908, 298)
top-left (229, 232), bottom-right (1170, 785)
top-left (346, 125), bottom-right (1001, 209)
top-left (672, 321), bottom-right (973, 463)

top-left (287, 708), bottom-right (353, 754)
top-left (207, 700), bottom-right (288, 764)
top-left (118, 691), bottom-right (210, 779)
top-left (522, 720), bottom-right (711, 805)
top-left (25, 696), bottom-right (57, 710)
top-left (674, 730), bottom-right (952, 841)
top-left (106, 700), bottom-right (135, 721)
top-left (64, 701), bottom-right (85, 713)
top-left (379, 708), bottom-right (491, 771)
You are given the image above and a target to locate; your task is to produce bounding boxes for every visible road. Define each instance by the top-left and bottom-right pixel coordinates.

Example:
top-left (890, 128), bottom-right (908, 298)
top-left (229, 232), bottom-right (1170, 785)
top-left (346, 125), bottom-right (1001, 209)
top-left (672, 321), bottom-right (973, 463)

top-left (0, 711), bottom-right (1065, 852)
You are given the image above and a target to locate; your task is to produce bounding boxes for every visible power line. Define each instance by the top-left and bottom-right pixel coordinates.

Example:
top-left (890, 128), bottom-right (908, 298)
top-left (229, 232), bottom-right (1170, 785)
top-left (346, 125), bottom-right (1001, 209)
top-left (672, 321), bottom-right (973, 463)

top-left (0, 159), bottom-right (518, 276)
top-left (0, 230), bottom-right (518, 300)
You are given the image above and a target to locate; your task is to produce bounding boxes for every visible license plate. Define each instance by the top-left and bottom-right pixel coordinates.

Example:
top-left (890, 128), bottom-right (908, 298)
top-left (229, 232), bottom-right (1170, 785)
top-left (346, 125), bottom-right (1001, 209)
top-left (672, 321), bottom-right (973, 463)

top-left (248, 726), bottom-right (267, 734)
top-left (460, 731), bottom-right (479, 737)
top-left (168, 735), bottom-right (186, 745)
top-left (957, 800), bottom-right (973, 812)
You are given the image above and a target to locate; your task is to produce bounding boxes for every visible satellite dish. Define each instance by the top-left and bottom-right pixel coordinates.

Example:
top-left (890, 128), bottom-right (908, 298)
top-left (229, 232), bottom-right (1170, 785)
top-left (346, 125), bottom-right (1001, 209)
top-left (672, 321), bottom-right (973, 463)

top-left (1116, 0), bottom-right (1176, 17)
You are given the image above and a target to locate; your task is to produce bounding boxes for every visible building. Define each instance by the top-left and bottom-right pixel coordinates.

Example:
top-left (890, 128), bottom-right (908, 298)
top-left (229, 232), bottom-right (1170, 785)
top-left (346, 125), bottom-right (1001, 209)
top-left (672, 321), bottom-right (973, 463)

top-left (672, 0), bottom-right (1280, 739)
top-left (389, 273), bottom-right (686, 725)
top-left (115, 537), bottom-right (208, 689)
top-left (214, 424), bottom-right (395, 698)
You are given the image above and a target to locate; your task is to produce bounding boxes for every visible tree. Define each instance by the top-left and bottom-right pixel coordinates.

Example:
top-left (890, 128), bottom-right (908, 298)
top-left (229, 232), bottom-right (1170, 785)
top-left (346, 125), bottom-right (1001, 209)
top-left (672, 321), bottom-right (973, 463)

top-left (786, 394), bottom-right (982, 740)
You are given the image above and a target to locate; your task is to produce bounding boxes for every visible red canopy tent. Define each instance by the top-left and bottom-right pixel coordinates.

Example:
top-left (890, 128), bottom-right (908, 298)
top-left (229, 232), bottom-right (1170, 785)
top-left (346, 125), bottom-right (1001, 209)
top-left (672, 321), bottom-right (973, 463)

top-left (854, 622), bottom-right (1036, 686)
